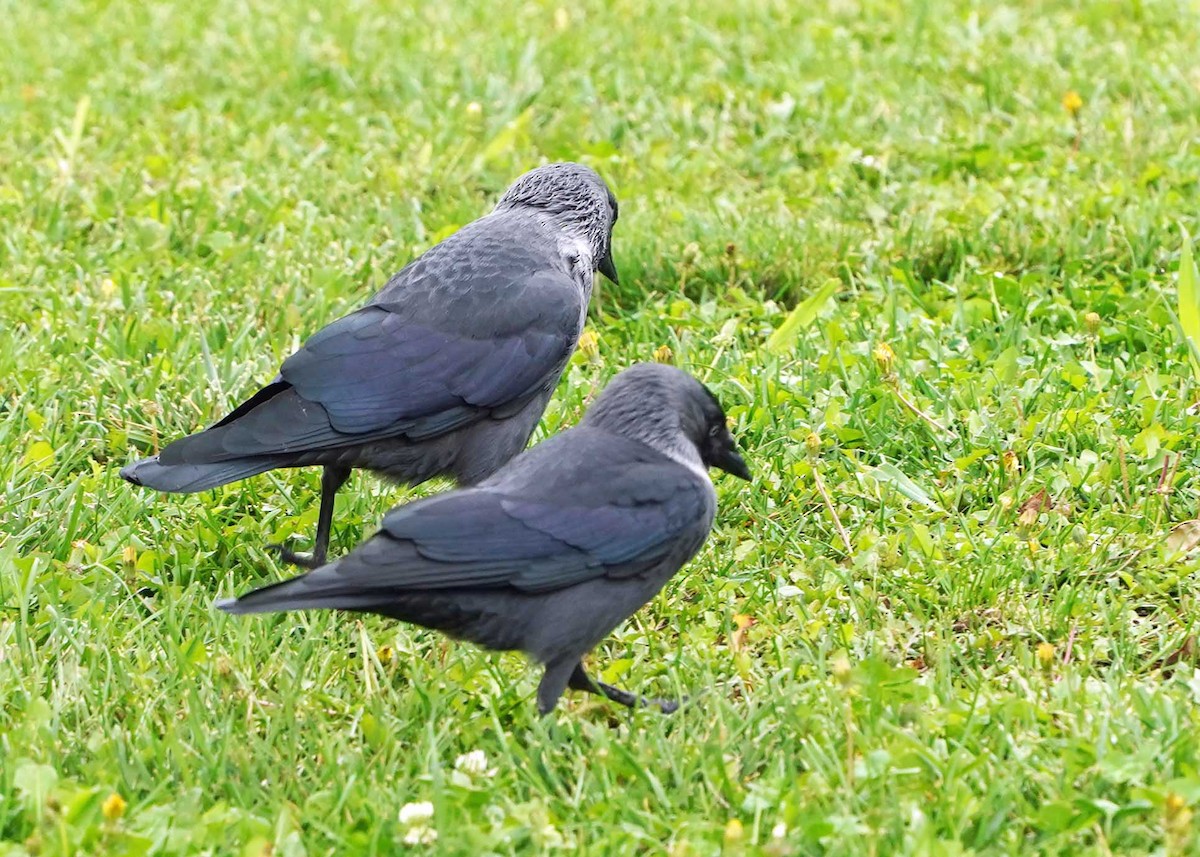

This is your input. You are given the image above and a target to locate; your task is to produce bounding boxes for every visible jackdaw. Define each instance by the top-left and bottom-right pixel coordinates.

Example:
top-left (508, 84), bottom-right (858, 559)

top-left (217, 363), bottom-right (750, 715)
top-left (121, 162), bottom-right (620, 567)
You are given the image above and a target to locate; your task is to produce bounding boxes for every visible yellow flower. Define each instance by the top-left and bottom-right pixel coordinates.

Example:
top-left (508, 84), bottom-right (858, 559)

top-left (1002, 450), bottom-right (1020, 474)
top-left (872, 342), bottom-right (895, 375)
top-left (1084, 311), bottom-right (1101, 335)
top-left (577, 330), bottom-right (600, 361)
top-left (377, 645), bottom-right (394, 665)
top-left (805, 431), bottom-right (821, 457)
top-left (121, 546), bottom-right (137, 567)
top-left (831, 653), bottom-right (852, 685)
top-left (724, 819), bottom-right (744, 844)
top-left (1036, 642), bottom-right (1055, 669)
top-left (1062, 90), bottom-right (1083, 115)
top-left (102, 793), bottom-right (127, 821)
top-left (1165, 793), bottom-right (1193, 849)
top-left (652, 344), bottom-right (673, 364)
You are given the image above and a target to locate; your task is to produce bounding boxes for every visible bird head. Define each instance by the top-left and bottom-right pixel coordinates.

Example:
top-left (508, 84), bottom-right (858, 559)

top-left (496, 162), bottom-right (620, 285)
top-left (584, 364), bottom-right (751, 481)
top-left (684, 377), bottom-right (751, 481)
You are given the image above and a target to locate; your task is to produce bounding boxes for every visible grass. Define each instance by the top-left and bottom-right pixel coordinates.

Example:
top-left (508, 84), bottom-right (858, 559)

top-left (3, 0), bottom-right (1200, 852)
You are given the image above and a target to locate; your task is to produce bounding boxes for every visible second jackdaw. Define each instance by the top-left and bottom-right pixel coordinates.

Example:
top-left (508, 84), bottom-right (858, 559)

top-left (121, 163), bottom-right (620, 567)
top-left (217, 363), bottom-right (750, 715)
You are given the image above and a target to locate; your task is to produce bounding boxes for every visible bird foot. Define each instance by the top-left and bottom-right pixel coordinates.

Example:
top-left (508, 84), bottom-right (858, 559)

top-left (265, 543), bottom-right (323, 569)
top-left (566, 665), bottom-right (691, 716)
top-left (648, 697), bottom-right (681, 715)
top-left (596, 680), bottom-right (687, 715)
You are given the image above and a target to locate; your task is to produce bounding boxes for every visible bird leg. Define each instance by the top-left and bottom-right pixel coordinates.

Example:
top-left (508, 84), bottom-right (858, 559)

top-left (568, 662), bottom-right (681, 714)
top-left (537, 658), bottom-right (578, 716)
top-left (269, 465), bottom-right (351, 569)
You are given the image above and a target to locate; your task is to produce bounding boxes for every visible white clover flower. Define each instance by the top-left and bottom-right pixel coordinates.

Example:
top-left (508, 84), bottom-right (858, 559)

top-left (454, 749), bottom-right (496, 778)
top-left (540, 823), bottom-right (566, 848)
top-left (771, 821), bottom-right (788, 839)
top-left (403, 825), bottom-right (438, 846)
top-left (399, 801), bottom-right (434, 826)
top-left (766, 93), bottom-right (796, 120)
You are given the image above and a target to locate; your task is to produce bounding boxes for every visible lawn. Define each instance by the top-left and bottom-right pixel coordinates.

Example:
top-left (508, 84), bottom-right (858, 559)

top-left (3, 0), bottom-right (1200, 853)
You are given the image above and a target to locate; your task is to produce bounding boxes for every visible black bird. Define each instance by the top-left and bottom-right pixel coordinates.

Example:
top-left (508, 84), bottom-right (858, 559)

top-left (121, 163), bottom-right (620, 567)
top-left (218, 363), bottom-right (750, 715)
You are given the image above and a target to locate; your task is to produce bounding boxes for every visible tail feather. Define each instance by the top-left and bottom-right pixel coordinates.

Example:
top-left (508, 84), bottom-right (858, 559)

top-left (119, 454), bottom-right (280, 493)
top-left (217, 560), bottom-right (385, 614)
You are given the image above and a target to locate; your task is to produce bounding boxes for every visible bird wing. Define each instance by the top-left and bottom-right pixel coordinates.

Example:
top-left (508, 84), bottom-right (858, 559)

top-left (161, 266), bottom-right (581, 463)
top-left (326, 463), bottom-right (712, 594)
top-left (281, 283), bottom-right (573, 438)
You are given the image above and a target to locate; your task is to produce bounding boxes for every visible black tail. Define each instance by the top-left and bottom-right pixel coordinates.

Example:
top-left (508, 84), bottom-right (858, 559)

top-left (119, 455), bottom-right (280, 493)
top-left (216, 559), bottom-right (388, 614)
top-left (120, 380), bottom-right (302, 493)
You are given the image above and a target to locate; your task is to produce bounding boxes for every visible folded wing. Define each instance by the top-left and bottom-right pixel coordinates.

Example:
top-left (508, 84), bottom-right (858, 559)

top-left (160, 268), bottom-right (580, 465)
top-left (220, 464), bottom-right (712, 613)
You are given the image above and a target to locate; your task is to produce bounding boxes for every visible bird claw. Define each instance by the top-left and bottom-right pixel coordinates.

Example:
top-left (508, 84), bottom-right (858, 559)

top-left (589, 674), bottom-right (692, 715)
top-left (648, 687), bottom-right (705, 714)
top-left (265, 543), bottom-right (322, 569)
top-left (650, 697), bottom-right (680, 714)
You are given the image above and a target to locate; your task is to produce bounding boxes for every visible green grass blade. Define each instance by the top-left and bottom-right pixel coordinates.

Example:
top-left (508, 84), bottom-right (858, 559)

top-left (765, 278), bottom-right (839, 355)
top-left (1177, 229), bottom-right (1200, 379)
top-left (866, 461), bottom-right (943, 512)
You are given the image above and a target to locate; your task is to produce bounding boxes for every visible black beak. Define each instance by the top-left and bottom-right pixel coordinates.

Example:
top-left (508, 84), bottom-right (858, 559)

top-left (598, 247), bottom-right (619, 285)
top-left (713, 446), bottom-right (751, 481)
